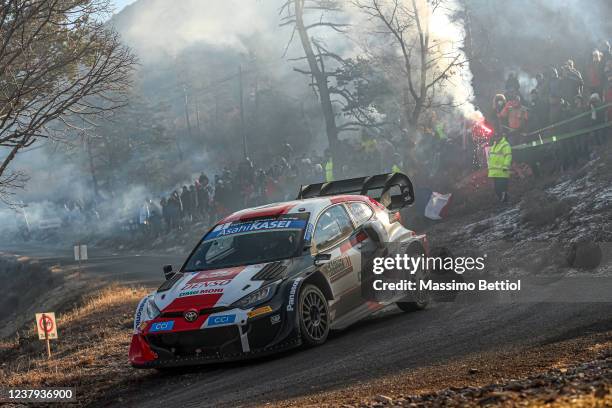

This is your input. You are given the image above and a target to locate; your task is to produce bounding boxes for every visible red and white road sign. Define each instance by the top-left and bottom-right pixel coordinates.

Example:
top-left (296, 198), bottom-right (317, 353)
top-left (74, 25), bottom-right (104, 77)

top-left (36, 312), bottom-right (58, 340)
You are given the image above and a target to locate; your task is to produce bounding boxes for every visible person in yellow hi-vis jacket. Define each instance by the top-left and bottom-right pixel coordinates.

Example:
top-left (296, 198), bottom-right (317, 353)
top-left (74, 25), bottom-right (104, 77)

top-left (488, 132), bottom-right (512, 203)
top-left (324, 149), bottom-right (334, 182)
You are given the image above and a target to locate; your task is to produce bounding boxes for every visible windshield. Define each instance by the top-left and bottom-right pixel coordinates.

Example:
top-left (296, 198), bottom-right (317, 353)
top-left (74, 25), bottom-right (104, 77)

top-left (183, 215), bottom-right (309, 271)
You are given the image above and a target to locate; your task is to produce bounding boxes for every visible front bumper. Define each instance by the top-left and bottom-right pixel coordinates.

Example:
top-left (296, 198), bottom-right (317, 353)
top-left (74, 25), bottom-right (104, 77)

top-left (130, 305), bottom-right (299, 368)
top-left (133, 335), bottom-right (301, 368)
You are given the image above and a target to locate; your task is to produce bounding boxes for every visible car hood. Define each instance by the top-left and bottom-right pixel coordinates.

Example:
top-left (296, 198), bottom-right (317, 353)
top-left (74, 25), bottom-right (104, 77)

top-left (153, 262), bottom-right (287, 313)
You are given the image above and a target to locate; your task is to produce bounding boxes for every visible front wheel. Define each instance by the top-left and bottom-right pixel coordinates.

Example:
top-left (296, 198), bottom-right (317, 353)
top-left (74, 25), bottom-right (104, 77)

top-left (298, 284), bottom-right (330, 346)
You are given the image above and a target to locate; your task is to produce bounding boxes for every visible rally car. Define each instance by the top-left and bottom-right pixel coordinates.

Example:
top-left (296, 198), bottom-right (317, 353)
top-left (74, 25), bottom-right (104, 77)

top-left (129, 173), bottom-right (430, 368)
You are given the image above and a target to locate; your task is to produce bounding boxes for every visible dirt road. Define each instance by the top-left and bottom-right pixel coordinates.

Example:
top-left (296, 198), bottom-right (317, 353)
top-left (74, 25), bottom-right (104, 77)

top-left (0, 242), bottom-right (185, 286)
top-left (2, 225), bottom-right (611, 408)
top-left (87, 298), bottom-right (610, 407)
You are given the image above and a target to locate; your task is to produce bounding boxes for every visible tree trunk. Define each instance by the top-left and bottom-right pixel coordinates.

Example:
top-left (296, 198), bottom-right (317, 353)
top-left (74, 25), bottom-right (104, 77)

top-left (85, 138), bottom-right (100, 199)
top-left (294, 0), bottom-right (339, 155)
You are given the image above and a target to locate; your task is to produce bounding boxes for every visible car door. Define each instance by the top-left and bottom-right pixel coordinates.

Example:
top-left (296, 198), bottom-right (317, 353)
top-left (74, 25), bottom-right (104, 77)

top-left (312, 204), bottom-right (362, 320)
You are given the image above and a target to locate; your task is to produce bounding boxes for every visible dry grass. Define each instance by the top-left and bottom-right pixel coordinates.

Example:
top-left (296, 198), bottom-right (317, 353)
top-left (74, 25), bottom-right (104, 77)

top-left (0, 284), bottom-right (152, 406)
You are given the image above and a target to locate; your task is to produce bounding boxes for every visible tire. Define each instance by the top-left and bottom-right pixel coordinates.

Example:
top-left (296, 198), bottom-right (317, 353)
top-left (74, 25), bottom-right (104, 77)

top-left (298, 284), bottom-right (330, 346)
top-left (396, 247), bottom-right (430, 312)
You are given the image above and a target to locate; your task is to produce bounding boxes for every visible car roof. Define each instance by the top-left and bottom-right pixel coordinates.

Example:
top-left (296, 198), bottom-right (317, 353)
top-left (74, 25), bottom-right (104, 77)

top-left (218, 195), bottom-right (377, 223)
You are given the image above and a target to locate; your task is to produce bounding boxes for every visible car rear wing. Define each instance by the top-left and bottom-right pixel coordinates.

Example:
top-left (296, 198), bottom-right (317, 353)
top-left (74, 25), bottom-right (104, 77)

top-left (297, 172), bottom-right (415, 210)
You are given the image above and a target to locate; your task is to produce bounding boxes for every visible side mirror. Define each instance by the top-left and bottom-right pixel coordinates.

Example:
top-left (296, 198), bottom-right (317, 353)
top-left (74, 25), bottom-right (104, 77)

top-left (163, 264), bottom-right (174, 280)
top-left (362, 220), bottom-right (387, 247)
top-left (313, 253), bottom-right (331, 267)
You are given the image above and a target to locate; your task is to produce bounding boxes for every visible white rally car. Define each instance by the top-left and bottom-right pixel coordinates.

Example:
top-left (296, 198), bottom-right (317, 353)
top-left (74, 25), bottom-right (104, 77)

top-left (129, 173), bottom-right (430, 368)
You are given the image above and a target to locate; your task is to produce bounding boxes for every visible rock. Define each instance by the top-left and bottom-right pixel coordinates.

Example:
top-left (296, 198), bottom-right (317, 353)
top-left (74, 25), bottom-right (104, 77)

top-left (471, 222), bottom-right (491, 234)
top-left (566, 241), bottom-right (603, 269)
top-left (468, 368), bottom-right (479, 375)
top-left (478, 395), bottom-right (502, 406)
top-left (520, 194), bottom-right (571, 227)
top-left (542, 392), bottom-right (558, 403)
top-left (374, 395), bottom-right (393, 404)
top-left (504, 382), bottom-right (524, 392)
top-left (594, 386), bottom-right (608, 399)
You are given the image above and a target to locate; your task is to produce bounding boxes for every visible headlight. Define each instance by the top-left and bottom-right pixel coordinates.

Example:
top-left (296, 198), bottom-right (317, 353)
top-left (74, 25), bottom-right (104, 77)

top-left (232, 282), bottom-right (278, 309)
top-left (145, 297), bottom-right (161, 319)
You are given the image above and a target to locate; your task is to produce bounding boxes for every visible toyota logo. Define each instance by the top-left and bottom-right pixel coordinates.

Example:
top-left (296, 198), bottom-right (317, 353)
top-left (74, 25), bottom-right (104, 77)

top-left (184, 310), bottom-right (198, 322)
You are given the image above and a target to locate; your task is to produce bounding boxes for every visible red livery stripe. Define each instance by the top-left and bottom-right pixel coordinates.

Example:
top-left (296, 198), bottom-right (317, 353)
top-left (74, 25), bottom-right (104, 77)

top-left (340, 231), bottom-right (368, 254)
top-left (220, 203), bottom-right (295, 222)
top-left (162, 292), bottom-right (224, 313)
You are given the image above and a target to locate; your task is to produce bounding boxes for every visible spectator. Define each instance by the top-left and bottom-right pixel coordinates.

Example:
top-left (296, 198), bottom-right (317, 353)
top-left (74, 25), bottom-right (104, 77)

top-left (588, 93), bottom-right (605, 145)
top-left (180, 186), bottom-right (191, 222)
top-left (498, 94), bottom-right (528, 141)
top-left (559, 60), bottom-right (583, 103)
top-left (487, 131), bottom-right (512, 203)
top-left (548, 67), bottom-right (562, 99)
top-left (585, 50), bottom-right (604, 95)
top-left (167, 191), bottom-right (182, 230)
top-left (196, 174), bottom-right (210, 222)
top-left (491, 93), bottom-right (507, 132)
top-left (324, 149), bottom-right (333, 182)
top-left (148, 199), bottom-right (162, 238)
top-left (604, 60), bottom-right (612, 122)
top-left (188, 185), bottom-right (198, 221)
top-left (565, 95), bottom-right (590, 166)
top-left (138, 199), bottom-right (150, 235)
top-left (535, 72), bottom-right (547, 98)
top-left (505, 73), bottom-right (521, 98)
top-left (600, 40), bottom-right (611, 70)
top-left (160, 197), bottom-right (169, 232)
top-left (527, 89), bottom-right (547, 133)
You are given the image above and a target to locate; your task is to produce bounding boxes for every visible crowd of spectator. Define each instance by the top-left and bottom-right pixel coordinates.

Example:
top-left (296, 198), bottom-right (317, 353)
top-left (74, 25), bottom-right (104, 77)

top-left (134, 134), bottom-right (415, 239)
top-left (490, 40), bottom-right (612, 163)
top-left (15, 41), bottom-right (612, 242)
top-left (136, 153), bottom-right (320, 238)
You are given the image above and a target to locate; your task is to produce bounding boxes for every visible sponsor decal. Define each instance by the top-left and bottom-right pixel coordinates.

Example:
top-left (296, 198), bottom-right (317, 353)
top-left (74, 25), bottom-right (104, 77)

top-left (179, 267), bottom-right (244, 294)
top-left (270, 314), bottom-right (281, 325)
top-left (247, 305), bottom-right (273, 319)
top-left (304, 223), bottom-right (314, 242)
top-left (134, 297), bottom-right (147, 329)
top-left (286, 278), bottom-right (302, 312)
top-left (207, 314), bottom-right (236, 326)
top-left (181, 279), bottom-right (231, 292)
top-left (323, 256), bottom-right (353, 282)
top-left (184, 309), bottom-right (199, 322)
top-left (149, 320), bottom-right (175, 332)
top-left (204, 219), bottom-right (307, 240)
top-left (178, 287), bottom-right (224, 298)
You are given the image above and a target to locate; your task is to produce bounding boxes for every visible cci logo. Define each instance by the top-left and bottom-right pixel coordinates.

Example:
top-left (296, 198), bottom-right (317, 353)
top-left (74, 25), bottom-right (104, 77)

top-left (207, 314), bottom-right (236, 327)
top-left (149, 320), bottom-right (175, 332)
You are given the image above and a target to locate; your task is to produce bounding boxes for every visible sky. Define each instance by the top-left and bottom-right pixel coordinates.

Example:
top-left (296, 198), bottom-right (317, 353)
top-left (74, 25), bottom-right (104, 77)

top-left (114, 0), bottom-right (137, 13)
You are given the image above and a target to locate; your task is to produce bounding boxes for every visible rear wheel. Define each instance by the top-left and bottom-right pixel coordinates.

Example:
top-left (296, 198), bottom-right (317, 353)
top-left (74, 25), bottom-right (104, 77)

top-left (397, 247), bottom-right (430, 312)
top-left (298, 284), bottom-right (330, 346)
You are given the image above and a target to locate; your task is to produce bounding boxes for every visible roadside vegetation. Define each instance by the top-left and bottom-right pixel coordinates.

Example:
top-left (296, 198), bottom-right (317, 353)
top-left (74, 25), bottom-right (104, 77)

top-left (0, 285), bottom-right (151, 406)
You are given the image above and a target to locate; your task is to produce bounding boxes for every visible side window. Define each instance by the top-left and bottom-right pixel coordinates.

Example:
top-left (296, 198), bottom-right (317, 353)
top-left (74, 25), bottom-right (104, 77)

top-left (347, 202), bottom-right (373, 226)
top-left (313, 205), bottom-right (354, 251)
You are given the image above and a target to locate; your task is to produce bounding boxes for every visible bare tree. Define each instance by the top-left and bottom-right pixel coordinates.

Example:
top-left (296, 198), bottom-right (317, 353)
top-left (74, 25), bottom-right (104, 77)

top-left (280, 0), bottom-right (382, 157)
top-left (354, 0), bottom-right (467, 126)
top-left (0, 0), bottom-right (136, 203)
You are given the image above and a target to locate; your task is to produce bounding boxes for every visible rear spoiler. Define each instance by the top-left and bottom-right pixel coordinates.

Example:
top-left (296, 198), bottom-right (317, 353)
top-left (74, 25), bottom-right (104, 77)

top-left (297, 172), bottom-right (415, 210)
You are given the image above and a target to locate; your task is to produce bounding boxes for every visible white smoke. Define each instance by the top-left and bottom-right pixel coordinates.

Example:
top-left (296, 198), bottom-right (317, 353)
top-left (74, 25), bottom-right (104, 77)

top-left (426, 0), bottom-right (478, 119)
top-left (112, 0), bottom-right (290, 61)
